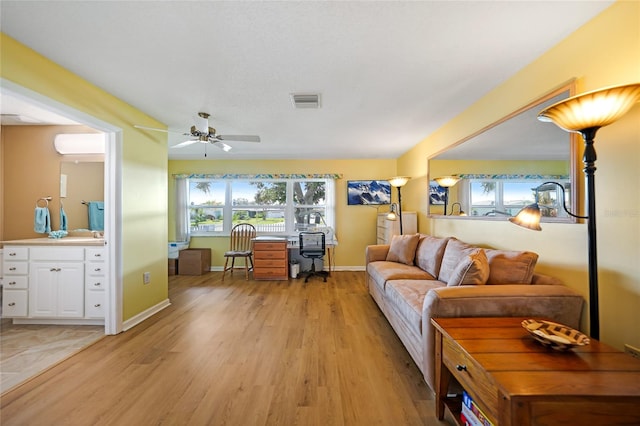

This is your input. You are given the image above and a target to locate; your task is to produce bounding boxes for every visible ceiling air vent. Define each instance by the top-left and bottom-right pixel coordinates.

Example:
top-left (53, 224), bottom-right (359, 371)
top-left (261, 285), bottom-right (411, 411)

top-left (290, 93), bottom-right (321, 109)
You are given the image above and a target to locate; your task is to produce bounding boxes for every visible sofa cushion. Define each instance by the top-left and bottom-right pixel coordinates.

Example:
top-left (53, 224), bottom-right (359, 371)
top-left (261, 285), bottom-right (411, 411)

top-left (385, 279), bottom-right (445, 336)
top-left (447, 248), bottom-right (490, 286)
top-left (415, 235), bottom-right (450, 278)
top-left (438, 238), bottom-right (479, 284)
top-left (484, 249), bottom-right (539, 284)
top-left (367, 261), bottom-right (435, 290)
top-left (386, 233), bottom-right (421, 265)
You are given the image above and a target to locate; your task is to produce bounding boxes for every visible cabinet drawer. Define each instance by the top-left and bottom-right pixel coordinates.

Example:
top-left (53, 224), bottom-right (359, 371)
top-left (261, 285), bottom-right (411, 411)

top-left (4, 247), bottom-right (29, 261)
top-left (254, 242), bottom-right (287, 251)
top-left (2, 290), bottom-right (28, 317)
top-left (85, 276), bottom-right (106, 290)
top-left (254, 268), bottom-right (288, 278)
top-left (31, 247), bottom-right (84, 261)
top-left (85, 291), bottom-right (105, 318)
top-left (254, 250), bottom-right (286, 260)
top-left (443, 337), bottom-right (498, 422)
top-left (86, 248), bottom-right (106, 261)
top-left (254, 259), bottom-right (287, 268)
top-left (3, 276), bottom-right (28, 289)
top-left (4, 262), bottom-right (28, 275)
top-left (86, 263), bottom-right (106, 276)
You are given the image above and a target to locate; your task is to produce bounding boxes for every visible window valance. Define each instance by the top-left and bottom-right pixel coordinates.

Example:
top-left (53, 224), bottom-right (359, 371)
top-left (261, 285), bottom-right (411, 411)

top-left (457, 174), bottom-right (569, 180)
top-left (173, 173), bottom-right (343, 179)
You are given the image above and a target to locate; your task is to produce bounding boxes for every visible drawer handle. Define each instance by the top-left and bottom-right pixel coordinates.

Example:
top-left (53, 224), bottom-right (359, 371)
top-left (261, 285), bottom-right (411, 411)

top-left (9, 267), bottom-right (16, 271)
top-left (8, 302), bottom-right (16, 306)
top-left (9, 252), bottom-right (17, 256)
top-left (94, 268), bottom-right (102, 272)
top-left (94, 283), bottom-right (102, 286)
top-left (9, 281), bottom-right (17, 285)
top-left (94, 253), bottom-right (102, 257)
top-left (94, 304), bottom-right (101, 307)
top-left (456, 364), bottom-right (467, 372)
top-left (50, 268), bottom-right (62, 272)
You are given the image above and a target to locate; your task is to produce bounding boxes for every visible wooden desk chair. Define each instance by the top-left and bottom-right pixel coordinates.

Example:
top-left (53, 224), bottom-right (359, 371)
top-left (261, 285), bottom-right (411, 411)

top-left (222, 223), bottom-right (256, 281)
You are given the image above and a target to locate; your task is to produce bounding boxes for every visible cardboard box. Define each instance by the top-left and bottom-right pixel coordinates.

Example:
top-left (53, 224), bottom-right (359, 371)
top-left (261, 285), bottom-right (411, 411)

top-left (168, 258), bottom-right (178, 276)
top-left (178, 248), bottom-right (211, 275)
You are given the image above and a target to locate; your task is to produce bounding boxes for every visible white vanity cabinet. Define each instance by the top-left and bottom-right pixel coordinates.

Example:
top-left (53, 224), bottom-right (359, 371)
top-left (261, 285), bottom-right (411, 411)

top-left (84, 247), bottom-right (106, 318)
top-left (1, 241), bottom-right (106, 325)
top-left (29, 247), bottom-right (85, 318)
top-left (2, 246), bottom-right (29, 317)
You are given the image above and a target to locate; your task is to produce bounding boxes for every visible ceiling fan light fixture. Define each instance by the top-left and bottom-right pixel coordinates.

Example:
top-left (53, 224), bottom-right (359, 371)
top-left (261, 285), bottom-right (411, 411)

top-left (291, 93), bottom-right (321, 109)
top-left (217, 142), bottom-right (232, 152)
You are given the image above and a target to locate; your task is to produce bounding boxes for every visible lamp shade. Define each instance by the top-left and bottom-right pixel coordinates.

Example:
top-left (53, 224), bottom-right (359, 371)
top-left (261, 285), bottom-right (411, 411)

top-left (387, 203), bottom-right (398, 221)
top-left (509, 204), bottom-right (542, 231)
top-left (434, 175), bottom-right (460, 188)
top-left (388, 176), bottom-right (411, 187)
top-left (538, 83), bottom-right (640, 131)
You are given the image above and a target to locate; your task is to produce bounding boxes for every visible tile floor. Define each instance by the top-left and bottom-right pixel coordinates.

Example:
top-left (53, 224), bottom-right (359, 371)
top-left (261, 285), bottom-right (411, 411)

top-left (0, 318), bottom-right (104, 394)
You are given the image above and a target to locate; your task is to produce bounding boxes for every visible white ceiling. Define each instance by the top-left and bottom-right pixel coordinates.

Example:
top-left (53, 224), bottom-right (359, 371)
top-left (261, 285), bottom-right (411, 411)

top-left (0, 1), bottom-right (612, 160)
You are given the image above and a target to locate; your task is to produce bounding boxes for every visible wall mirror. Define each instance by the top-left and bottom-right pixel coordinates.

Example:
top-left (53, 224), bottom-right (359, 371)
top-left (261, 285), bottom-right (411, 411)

top-left (428, 82), bottom-right (578, 222)
top-left (60, 160), bottom-right (104, 230)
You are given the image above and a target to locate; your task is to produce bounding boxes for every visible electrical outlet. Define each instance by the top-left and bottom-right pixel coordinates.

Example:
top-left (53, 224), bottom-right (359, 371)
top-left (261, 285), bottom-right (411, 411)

top-left (625, 344), bottom-right (640, 359)
top-left (143, 272), bottom-right (151, 284)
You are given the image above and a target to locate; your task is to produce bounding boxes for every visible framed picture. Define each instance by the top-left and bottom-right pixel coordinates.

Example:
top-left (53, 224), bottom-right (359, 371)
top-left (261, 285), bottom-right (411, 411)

top-left (347, 180), bottom-right (391, 205)
top-left (429, 181), bottom-right (446, 205)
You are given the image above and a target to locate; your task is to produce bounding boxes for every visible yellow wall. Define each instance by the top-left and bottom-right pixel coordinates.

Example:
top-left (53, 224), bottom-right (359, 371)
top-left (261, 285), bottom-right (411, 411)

top-left (1, 33), bottom-right (169, 322)
top-left (168, 159), bottom-right (397, 268)
top-left (398, 1), bottom-right (640, 351)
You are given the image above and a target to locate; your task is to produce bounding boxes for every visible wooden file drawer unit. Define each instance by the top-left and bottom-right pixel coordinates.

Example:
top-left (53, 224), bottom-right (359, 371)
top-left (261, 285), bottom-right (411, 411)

top-left (253, 239), bottom-right (288, 280)
top-left (432, 317), bottom-right (640, 426)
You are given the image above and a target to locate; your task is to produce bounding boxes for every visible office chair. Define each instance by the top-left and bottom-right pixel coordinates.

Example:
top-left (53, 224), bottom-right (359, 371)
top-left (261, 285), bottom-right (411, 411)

top-left (222, 223), bottom-right (256, 281)
top-left (299, 231), bottom-right (328, 282)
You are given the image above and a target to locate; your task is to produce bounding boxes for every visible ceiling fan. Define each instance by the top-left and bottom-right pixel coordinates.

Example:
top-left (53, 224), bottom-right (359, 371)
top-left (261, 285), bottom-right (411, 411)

top-left (134, 112), bottom-right (260, 153)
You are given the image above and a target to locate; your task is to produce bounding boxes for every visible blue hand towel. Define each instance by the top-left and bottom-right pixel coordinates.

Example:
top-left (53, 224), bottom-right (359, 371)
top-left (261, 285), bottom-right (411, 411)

top-left (34, 207), bottom-right (51, 234)
top-left (88, 201), bottom-right (104, 231)
top-left (60, 206), bottom-right (68, 231)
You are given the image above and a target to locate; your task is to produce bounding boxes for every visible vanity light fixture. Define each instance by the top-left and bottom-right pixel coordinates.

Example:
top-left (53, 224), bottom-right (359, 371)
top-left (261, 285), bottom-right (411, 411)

top-left (434, 175), bottom-right (460, 216)
top-left (388, 176), bottom-right (411, 234)
top-left (54, 133), bottom-right (105, 155)
top-left (510, 82), bottom-right (640, 340)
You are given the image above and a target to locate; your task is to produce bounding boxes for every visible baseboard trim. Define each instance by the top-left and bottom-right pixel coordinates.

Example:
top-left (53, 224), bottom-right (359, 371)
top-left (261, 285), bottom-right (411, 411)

top-left (122, 298), bottom-right (171, 331)
top-left (206, 266), bottom-right (365, 272)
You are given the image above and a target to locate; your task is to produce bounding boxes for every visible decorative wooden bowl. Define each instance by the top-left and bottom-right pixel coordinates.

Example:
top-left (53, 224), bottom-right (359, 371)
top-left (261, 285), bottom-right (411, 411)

top-left (521, 319), bottom-right (590, 351)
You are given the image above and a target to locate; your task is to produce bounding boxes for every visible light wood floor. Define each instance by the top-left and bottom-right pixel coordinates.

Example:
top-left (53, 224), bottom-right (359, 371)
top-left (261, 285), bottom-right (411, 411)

top-left (1, 271), bottom-right (451, 426)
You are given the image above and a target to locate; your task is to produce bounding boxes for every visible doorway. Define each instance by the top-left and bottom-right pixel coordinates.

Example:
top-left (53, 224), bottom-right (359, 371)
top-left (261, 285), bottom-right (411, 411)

top-left (0, 81), bottom-right (122, 391)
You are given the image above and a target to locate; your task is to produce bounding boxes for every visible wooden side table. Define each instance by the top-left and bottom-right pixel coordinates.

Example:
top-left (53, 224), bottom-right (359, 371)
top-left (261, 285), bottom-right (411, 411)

top-left (432, 317), bottom-right (640, 426)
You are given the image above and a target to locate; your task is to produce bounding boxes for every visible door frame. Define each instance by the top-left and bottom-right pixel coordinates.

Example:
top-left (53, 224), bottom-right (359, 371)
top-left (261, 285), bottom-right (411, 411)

top-left (1, 79), bottom-right (123, 334)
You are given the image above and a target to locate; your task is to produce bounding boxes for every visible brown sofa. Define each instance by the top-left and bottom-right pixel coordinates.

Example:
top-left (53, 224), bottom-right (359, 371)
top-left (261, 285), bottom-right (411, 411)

top-left (365, 233), bottom-right (584, 392)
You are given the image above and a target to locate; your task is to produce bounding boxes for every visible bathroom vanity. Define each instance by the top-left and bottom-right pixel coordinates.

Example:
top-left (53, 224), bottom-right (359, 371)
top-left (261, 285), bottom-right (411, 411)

top-left (2, 238), bottom-right (106, 325)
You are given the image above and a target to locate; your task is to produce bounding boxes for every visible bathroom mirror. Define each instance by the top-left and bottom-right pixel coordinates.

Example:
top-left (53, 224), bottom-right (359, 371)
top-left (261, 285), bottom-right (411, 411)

top-left (428, 82), bottom-right (578, 222)
top-left (60, 161), bottom-right (104, 230)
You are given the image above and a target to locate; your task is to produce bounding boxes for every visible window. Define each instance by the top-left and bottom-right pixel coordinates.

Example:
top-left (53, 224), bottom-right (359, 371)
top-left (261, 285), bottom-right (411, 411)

top-left (466, 179), bottom-right (570, 218)
top-left (186, 178), bottom-right (334, 235)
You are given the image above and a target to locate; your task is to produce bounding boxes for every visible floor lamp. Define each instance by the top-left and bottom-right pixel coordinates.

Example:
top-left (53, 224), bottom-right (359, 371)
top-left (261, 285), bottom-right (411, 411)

top-left (388, 176), bottom-right (411, 234)
top-left (434, 176), bottom-right (461, 216)
top-left (510, 82), bottom-right (640, 340)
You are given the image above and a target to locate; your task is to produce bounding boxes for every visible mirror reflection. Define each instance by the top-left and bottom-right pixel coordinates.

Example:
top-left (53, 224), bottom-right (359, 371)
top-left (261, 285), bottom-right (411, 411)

top-left (428, 83), bottom-right (577, 222)
top-left (60, 161), bottom-right (104, 230)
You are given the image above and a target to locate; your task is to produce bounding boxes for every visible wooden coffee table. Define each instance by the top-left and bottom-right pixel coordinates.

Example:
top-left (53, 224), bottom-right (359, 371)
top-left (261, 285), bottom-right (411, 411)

top-left (432, 317), bottom-right (640, 426)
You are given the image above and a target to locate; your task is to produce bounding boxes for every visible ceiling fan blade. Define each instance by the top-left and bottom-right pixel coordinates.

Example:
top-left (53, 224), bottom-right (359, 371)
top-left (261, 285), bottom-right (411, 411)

top-left (134, 124), bottom-right (190, 136)
top-left (171, 140), bottom-right (200, 149)
top-left (214, 141), bottom-right (232, 152)
top-left (217, 135), bottom-right (261, 143)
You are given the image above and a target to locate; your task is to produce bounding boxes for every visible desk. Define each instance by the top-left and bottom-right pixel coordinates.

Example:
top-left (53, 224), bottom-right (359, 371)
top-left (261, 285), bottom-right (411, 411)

top-left (287, 236), bottom-right (337, 273)
top-left (432, 317), bottom-right (640, 426)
